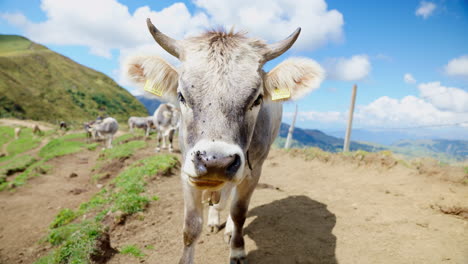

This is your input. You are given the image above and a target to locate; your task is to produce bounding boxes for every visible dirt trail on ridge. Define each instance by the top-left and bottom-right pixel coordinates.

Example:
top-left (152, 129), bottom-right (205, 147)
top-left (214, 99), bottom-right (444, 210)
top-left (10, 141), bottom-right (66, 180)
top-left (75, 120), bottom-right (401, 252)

top-left (0, 132), bottom-right (466, 264)
top-left (108, 149), bottom-right (468, 264)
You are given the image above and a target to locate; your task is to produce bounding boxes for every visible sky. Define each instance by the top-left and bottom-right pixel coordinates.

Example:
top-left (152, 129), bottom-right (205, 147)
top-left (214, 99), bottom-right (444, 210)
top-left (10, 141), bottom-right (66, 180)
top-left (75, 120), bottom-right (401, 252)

top-left (1, 0), bottom-right (467, 140)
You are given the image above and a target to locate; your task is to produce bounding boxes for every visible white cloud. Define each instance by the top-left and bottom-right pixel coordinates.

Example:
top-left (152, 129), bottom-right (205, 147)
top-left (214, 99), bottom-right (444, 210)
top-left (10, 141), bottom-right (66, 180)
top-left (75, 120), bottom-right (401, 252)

top-left (404, 73), bottom-right (416, 84)
top-left (354, 96), bottom-right (468, 128)
top-left (418, 82), bottom-right (468, 112)
top-left (444, 55), bottom-right (468, 77)
top-left (194, 0), bottom-right (344, 50)
top-left (325, 55), bottom-right (371, 81)
top-left (1, 0), bottom-right (210, 60)
top-left (288, 81), bottom-right (468, 129)
top-left (415, 1), bottom-right (436, 19)
top-left (1, 0), bottom-right (345, 96)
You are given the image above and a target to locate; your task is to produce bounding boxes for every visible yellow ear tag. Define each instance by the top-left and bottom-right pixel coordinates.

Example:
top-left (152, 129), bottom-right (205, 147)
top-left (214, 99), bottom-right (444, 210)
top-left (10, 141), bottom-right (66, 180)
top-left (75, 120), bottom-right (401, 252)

top-left (271, 87), bottom-right (291, 101)
top-left (144, 80), bottom-right (164, 97)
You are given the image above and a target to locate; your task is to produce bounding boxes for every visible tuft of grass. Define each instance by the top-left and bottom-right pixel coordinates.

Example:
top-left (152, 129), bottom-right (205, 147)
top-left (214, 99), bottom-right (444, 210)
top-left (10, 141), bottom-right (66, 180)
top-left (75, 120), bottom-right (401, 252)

top-left (60, 132), bottom-right (88, 140)
top-left (39, 138), bottom-right (85, 161)
top-left (0, 154), bottom-right (36, 177)
top-left (145, 245), bottom-right (155, 250)
top-left (38, 154), bottom-right (178, 263)
top-left (99, 140), bottom-right (146, 161)
top-left (86, 143), bottom-right (99, 151)
top-left (50, 209), bottom-right (77, 229)
top-left (120, 245), bottom-right (145, 258)
top-left (113, 133), bottom-right (136, 144)
top-left (44, 221), bottom-right (104, 263)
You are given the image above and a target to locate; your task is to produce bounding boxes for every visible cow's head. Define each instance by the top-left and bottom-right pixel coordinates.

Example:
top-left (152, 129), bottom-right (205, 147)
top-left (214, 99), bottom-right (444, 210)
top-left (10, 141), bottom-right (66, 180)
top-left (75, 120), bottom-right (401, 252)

top-left (127, 19), bottom-right (323, 190)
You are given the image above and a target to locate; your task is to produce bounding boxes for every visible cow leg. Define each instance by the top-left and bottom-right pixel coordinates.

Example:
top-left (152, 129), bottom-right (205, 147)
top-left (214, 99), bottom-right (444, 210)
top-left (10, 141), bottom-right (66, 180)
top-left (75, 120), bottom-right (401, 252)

top-left (162, 132), bottom-right (168, 149)
top-left (156, 131), bottom-right (162, 152)
top-left (108, 135), bottom-right (113, 149)
top-left (179, 183), bottom-right (203, 264)
top-left (145, 126), bottom-right (150, 138)
top-left (228, 168), bottom-right (261, 264)
top-left (207, 185), bottom-right (233, 233)
top-left (168, 129), bottom-right (175, 152)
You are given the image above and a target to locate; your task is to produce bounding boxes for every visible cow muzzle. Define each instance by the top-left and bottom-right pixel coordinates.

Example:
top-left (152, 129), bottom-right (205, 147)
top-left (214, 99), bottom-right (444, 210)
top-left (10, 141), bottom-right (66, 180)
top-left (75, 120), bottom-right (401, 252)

top-left (183, 140), bottom-right (245, 189)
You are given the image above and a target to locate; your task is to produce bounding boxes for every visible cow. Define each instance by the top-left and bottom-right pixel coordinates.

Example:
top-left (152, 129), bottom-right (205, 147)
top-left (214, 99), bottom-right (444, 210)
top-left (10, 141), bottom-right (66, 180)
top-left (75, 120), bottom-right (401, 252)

top-left (128, 116), bottom-right (153, 137)
top-left (126, 19), bottom-right (324, 264)
top-left (152, 103), bottom-right (180, 152)
top-left (83, 121), bottom-right (95, 142)
top-left (59, 121), bottom-right (68, 130)
top-left (89, 117), bottom-right (119, 149)
top-left (14, 127), bottom-right (21, 139)
top-left (32, 124), bottom-right (42, 135)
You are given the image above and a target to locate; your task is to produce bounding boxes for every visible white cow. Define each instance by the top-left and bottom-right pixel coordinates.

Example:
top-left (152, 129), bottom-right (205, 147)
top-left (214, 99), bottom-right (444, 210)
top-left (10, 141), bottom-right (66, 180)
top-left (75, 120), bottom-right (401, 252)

top-left (14, 127), bottom-right (21, 139)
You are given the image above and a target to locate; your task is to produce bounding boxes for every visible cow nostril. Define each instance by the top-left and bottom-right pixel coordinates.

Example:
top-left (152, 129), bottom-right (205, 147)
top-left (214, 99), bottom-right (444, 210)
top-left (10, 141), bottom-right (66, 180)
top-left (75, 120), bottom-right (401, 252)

top-left (226, 154), bottom-right (241, 176)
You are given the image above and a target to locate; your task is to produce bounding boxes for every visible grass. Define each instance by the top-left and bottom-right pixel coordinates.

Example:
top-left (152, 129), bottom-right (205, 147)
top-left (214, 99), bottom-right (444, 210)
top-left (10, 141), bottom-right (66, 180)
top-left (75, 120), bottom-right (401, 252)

top-left (0, 155), bottom-right (37, 190)
top-left (39, 138), bottom-right (86, 161)
top-left (113, 133), bottom-right (136, 144)
top-left (99, 140), bottom-right (146, 161)
top-left (4, 128), bottom-right (41, 157)
top-left (144, 245), bottom-right (155, 250)
top-left (36, 154), bottom-right (178, 263)
top-left (0, 127), bottom-right (97, 192)
top-left (120, 245), bottom-right (145, 258)
top-left (0, 126), bottom-right (14, 148)
top-left (50, 209), bottom-right (77, 229)
top-left (0, 35), bottom-right (148, 122)
top-left (60, 132), bottom-right (88, 141)
top-left (0, 154), bottom-right (36, 177)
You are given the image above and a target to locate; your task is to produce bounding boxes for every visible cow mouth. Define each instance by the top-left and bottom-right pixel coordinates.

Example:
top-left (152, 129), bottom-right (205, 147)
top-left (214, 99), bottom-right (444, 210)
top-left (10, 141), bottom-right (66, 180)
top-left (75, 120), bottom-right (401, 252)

top-left (188, 177), bottom-right (225, 188)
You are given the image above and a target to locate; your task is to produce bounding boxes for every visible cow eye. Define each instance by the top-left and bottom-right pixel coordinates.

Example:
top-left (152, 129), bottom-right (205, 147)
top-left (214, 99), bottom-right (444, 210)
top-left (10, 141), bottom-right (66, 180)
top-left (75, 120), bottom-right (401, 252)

top-left (252, 94), bottom-right (263, 108)
top-left (178, 92), bottom-right (186, 104)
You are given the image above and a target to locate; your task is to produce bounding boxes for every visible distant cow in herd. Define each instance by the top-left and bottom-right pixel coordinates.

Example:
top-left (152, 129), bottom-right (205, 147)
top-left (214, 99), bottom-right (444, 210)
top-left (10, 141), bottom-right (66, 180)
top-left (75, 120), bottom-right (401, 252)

top-left (127, 116), bottom-right (153, 137)
top-left (84, 117), bottom-right (119, 149)
top-left (14, 127), bottom-right (21, 139)
top-left (126, 18), bottom-right (323, 263)
top-left (153, 103), bottom-right (180, 152)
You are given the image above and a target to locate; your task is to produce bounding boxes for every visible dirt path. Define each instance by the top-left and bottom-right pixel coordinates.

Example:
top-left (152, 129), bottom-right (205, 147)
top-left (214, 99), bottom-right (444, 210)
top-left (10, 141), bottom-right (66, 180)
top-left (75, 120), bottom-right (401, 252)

top-left (108, 149), bottom-right (467, 264)
top-left (0, 142), bottom-right (467, 264)
top-left (0, 149), bottom-right (102, 263)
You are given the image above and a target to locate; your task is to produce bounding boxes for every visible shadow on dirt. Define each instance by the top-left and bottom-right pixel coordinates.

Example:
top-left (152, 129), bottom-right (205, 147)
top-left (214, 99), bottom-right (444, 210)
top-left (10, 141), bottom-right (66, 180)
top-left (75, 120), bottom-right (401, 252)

top-left (245, 195), bottom-right (337, 264)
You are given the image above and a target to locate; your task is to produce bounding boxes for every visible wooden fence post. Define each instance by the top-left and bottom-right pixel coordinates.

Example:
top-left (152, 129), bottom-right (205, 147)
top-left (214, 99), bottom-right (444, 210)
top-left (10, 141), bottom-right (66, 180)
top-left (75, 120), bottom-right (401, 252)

top-left (343, 84), bottom-right (357, 152)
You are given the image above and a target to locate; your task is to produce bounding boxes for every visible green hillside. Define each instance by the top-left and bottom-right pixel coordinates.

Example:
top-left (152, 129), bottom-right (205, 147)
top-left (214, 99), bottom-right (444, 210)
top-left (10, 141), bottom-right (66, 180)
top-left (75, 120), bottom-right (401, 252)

top-left (0, 35), bottom-right (148, 122)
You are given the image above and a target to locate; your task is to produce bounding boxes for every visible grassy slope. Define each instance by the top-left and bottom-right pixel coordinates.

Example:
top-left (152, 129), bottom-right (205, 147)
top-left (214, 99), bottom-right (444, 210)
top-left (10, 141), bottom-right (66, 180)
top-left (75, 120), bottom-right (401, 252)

top-left (0, 35), bottom-right (148, 123)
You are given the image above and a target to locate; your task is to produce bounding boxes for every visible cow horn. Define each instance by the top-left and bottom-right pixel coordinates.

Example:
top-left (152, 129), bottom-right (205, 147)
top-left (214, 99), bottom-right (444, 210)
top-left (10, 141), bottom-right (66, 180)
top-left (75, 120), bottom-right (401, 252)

top-left (147, 18), bottom-right (181, 59)
top-left (263, 27), bottom-right (301, 62)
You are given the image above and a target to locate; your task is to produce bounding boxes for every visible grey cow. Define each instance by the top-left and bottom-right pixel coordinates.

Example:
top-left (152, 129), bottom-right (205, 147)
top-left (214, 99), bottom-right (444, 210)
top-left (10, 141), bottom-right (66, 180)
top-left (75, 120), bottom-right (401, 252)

top-left (128, 116), bottom-right (153, 137)
top-left (127, 19), bottom-right (324, 264)
top-left (90, 117), bottom-right (119, 149)
top-left (152, 103), bottom-right (180, 152)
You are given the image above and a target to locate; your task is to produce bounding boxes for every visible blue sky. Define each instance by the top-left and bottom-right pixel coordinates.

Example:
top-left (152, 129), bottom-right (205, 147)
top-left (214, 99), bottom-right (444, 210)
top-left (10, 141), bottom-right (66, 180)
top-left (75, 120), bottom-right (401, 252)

top-left (1, 0), bottom-right (467, 139)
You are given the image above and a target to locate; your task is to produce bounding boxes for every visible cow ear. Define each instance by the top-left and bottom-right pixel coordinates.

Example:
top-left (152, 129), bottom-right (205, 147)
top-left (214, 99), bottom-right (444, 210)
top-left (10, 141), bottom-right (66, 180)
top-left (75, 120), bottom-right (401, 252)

top-left (126, 56), bottom-right (178, 99)
top-left (264, 58), bottom-right (324, 101)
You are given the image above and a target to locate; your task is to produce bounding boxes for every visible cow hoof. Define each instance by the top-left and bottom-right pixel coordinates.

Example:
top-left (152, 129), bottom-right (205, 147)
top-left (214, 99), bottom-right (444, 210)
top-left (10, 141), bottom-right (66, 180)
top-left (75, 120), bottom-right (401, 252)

top-left (208, 224), bottom-right (221, 233)
top-left (229, 256), bottom-right (248, 264)
top-left (155, 148), bottom-right (161, 152)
